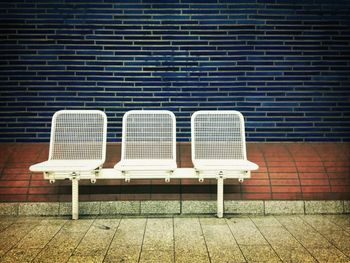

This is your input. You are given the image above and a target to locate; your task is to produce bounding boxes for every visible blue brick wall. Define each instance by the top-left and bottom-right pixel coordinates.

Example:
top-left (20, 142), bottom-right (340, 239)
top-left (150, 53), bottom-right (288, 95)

top-left (0, 0), bottom-right (349, 142)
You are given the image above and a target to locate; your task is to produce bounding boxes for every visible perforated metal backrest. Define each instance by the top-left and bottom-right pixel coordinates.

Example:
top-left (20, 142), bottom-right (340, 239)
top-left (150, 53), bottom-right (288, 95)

top-left (191, 111), bottom-right (247, 161)
top-left (121, 110), bottom-right (176, 160)
top-left (49, 110), bottom-right (107, 161)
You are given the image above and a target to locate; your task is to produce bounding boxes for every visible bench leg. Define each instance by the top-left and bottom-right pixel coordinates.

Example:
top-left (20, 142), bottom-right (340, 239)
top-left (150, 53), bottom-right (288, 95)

top-left (217, 177), bottom-right (224, 218)
top-left (72, 178), bottom-right (79, 220)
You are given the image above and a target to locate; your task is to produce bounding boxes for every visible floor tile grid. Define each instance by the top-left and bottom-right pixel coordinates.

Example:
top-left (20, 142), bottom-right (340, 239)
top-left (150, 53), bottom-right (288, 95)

top-left (172, 217), bottom-right (176, 263)
top-left (326, 215), bottom-right (350, 232)
top-left (197, 218), bottom-right (213, 263)
top-left (274, 215), bottom-right (325, 260)
top-left (0, 217), bottom-right (43, 260)
top-left (36, 218), bottom-right (96, 263)
top-left (0, 217), bottom-right (18, 257)
top-left (1, 215), bottom-right (350, 263)
top-left (174, 217), bottom-right (211, 263)
top-left (249, 216), bottom-right (292, 262)
top-left (218, 218), bottom-right (249, 263)
top-left (227, 216), bottom-right (283, 263)
top-left (1, 218), bottom-right (68, 263)
top-left (275, 215), bottom-right (350, 263)
top-left (299, 215), bottom-right (350, 259)
top-left (31, 219), bottom-right (70, 262)
top-left (251, 216), bottom-right (318, 262)
top-left (137, 217), bottom-right (148, 263)
top-left (98, 217), bottom-right (123, 263)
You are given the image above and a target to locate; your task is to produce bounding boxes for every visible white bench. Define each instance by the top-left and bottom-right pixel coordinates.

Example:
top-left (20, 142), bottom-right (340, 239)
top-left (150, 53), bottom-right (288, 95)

top-left (114, 110), bottom-right (177, 180)
top-left (29, 110), bottom-right (107, 219)
top-left (30, 110), bottom-right (258, 219)
top-left (191, 111), bottom-right (259, 217)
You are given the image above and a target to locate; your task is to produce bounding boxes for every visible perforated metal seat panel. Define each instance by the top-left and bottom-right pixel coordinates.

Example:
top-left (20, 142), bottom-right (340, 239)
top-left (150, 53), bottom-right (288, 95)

top-left (191, 111), bottom-right (257, 171)
top-left (50, 111), bottom-right (106, 160)
top-left (29, 110), bottom-right (107, 173)
top-left (114, 110), bottom-right (177, 171)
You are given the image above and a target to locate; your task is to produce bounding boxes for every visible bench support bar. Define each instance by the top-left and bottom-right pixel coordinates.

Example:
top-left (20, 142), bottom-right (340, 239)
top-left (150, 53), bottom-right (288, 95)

top-left (217, 176), bottom-right (224, 218)
top-left (43, 168), bottom-right (253, 219)
top-left (72, 178), bottom-right (79, 220)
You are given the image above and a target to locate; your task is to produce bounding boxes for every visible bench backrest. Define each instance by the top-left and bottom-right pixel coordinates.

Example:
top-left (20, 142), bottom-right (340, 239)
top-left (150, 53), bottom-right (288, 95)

top-left (191, 111), bottom-right (247, 161)
top-left (121, 110), bottom-right (176, 161)
top-left (49, 110), bottom-right (107, 161)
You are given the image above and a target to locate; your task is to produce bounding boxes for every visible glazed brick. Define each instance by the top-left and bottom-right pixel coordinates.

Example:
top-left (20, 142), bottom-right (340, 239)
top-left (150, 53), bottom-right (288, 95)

top-left (27, 195), bottom-right (59, 202)
top-left (272, 186), bottom-right (301, 193)
top-left (1, 1), bottom-right (350, 142)
top-left (271, 179), bottom-right (300, 186)
top-left (299, 172), bottom-right (328, 179)
top-left (300, 179), bottom-right (330, 186)
top-left (0, 195), bottom-right (27, 202)
top-left (302, 186), bottom-right (331, 193)
top-left (0, 181), bottom-right (29, 187)
top-left (269, 172), bottom-right (299, 179)
top-left (242, 185), bottom-right (271, 193)
top-left (242, 193), bottom-right (272, 200)
top-left (0, 188), bottom-right (28, 195)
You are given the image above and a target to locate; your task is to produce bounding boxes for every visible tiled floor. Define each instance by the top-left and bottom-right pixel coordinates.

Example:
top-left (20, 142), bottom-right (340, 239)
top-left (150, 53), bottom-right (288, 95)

top-left (0, 215), bottom-right (349, 263)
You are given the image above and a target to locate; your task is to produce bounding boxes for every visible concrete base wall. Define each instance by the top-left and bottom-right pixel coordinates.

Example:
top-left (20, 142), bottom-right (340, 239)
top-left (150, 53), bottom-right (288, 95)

top-left (0, 200), bottom-right (349, 217)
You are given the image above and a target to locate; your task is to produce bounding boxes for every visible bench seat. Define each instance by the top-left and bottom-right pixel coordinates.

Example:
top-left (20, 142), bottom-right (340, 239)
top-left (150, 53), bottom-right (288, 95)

top-left (30, 160), bottom-right (104, 173)
top-left (193, 159), bottom-right (258, 172)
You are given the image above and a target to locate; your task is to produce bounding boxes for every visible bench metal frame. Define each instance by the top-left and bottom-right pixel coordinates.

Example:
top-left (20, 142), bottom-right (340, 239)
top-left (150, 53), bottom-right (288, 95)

top-left (29, 110), bottom-right (107, 219)
top-left (30, 110), bottom-right (258, 220)
top-left (191, 110), bottom-right (259, 217)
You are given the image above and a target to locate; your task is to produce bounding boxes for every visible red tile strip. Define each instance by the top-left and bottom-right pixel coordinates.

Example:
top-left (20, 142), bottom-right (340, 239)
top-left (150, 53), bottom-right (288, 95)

top-left (0, 142), bottom-right (349, 202)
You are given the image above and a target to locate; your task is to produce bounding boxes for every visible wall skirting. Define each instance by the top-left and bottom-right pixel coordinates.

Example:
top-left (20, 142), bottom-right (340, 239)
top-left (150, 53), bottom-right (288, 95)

top-left (0, 200), bottom-right (349, 217)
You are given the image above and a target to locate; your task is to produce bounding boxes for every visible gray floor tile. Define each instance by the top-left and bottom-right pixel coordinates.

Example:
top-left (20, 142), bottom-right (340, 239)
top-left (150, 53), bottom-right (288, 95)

top-left (269, 244), bottom-right (317, 263)
top-left (240, 244), bottom-right (282, 263)
top-left (250, 216), bottom-right (282, 228)
top-left (0, 215), bottom-right (348, 263)
top-left (308, 246), bottom-right (350, 263)
top-left (15, 219), bottom-right (66, 250)
top-left (139, 250), bottom-right (174, 263)
top-left (71, 219), bottom-right (120, 258)
top-left (200, 218), bottom-right (245, 263)
top-left (0, 217), bottom-right (16, 232)
top-left (142, 218), bottom-right (173, 251)
top-left (226, 217), bottom-right (268, 245)
top-left (0, 248), bottom-right (42, 263)
top-left (324, 215), bottom-right (350, 232)
top-left (175, 248), bottom-right (210, 263)
top-left (276, 216), bottom-right (333, 248)
top-left (174, 217), bottom-right (210, 263)
top-left (109, 218), bottom-right (146, 247)
top-left (67, 255), bottom-right (105, 263)
top-left (104, 245), bottom-right (140, 263)
top-left (33, 220), bottom-right (94, 263)
top-left (0, 218), bottom-right (42, 257)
